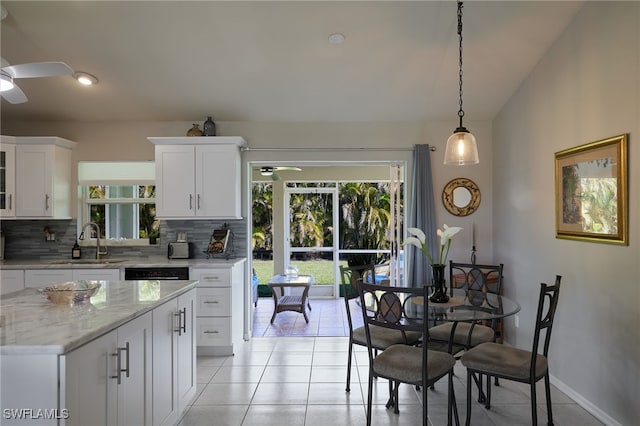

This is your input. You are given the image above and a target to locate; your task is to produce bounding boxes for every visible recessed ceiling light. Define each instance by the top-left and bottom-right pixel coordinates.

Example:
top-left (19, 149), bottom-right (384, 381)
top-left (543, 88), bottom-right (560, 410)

top-left (73, 71), bottom-right (98, 86)
top-left (328, 33), bottom-right (345, 45)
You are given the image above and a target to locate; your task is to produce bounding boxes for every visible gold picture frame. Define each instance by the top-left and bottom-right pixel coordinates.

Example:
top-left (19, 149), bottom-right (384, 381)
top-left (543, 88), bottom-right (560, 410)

top-left (554, 134), bottom-right (628, 245)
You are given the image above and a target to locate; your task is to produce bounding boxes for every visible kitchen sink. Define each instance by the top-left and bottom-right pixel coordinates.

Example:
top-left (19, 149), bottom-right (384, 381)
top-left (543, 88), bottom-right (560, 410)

top-left (48, 259), bottom-right (128, 265)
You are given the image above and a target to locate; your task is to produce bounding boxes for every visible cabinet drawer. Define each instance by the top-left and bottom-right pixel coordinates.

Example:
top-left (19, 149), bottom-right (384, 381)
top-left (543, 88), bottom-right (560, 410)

top-left (191, 268), bottom-right (230, 287)
top-left (197, 317), bottom-right (231, 346)
top-left (197, 288), bottom-right (231, 316)
top-left (24, 269), bottom-right (73, 287)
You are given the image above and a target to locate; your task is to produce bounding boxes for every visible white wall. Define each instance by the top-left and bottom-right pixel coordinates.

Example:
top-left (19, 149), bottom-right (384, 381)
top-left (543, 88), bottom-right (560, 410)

top-left (493, 2), bottom-right (639, 425)
top-left (2, 120), bottom-right (495, 262)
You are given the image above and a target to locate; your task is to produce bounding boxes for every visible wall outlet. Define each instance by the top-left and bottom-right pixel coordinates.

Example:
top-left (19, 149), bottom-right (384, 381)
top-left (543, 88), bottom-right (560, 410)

top-left (514, 315), bottom-right (519, 328)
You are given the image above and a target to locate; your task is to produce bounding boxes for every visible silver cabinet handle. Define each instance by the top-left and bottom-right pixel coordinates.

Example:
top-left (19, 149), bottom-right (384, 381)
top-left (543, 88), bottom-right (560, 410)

top-left (180, 308), bottom-right (187, 334)
top-left (203, 276), bottom-right (220, 281)
top-left (110, 342), bottom-right (130, 384)
top-left (8, 194), bottom-right (11, 210)
top-left (189, 194), bottom-right (193, 210)
top-left (203, 330), bottom-right (219, 334)
top-left (45, 194), bottom-right (50, 211)
top-left (203, 300), bottom-right (220, 304)
top-left (174, 308), bottom-right (187, 335)
top-left (197, 194), bottom-right (201, 210)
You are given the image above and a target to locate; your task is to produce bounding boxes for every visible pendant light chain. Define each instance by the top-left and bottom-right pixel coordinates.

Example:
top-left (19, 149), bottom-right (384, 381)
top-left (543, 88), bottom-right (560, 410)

top-left (457, 0), bottom-right (465, 128)
top-left (443, 0), bottom-right (479, 165)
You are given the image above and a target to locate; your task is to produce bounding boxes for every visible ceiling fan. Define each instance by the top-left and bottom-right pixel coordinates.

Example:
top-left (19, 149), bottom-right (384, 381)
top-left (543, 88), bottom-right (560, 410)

top-left (1, 59), bottom-right (74, 104)
top-left (259, 166), bottom-right (302, 181)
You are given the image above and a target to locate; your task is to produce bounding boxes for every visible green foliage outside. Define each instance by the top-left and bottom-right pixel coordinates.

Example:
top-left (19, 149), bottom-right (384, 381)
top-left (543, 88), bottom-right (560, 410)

top-left (252, 181), bottom-right (402, 268)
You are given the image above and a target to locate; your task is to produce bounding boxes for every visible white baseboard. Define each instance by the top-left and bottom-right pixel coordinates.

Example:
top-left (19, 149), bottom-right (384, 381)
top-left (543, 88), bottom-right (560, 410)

top-left (549, 374), bottom-right (623, 426)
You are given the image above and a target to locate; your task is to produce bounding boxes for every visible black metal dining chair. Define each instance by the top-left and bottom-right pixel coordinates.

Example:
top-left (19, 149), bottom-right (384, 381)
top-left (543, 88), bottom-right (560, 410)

top-left (428, 262), bottom-right (504, 351)
top-left (340, 266), bottom-right (421, 393)
top-left (461, 276), bottom-right (561, 426)
top-left (357, 281), bottom-right (459, 426)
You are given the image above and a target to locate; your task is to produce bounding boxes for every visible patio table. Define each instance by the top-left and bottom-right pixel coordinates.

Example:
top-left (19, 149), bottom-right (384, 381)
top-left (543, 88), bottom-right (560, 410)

top-left (267, 274), bottom-right (315, 323)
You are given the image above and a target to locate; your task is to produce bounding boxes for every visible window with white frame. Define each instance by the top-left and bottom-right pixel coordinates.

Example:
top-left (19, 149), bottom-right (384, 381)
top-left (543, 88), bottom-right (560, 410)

top-left (78, 161), bottom-right (157, 244)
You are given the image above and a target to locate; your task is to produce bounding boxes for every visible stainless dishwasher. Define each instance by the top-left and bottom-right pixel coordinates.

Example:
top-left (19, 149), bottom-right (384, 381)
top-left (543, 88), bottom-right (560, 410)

top-left (124, 266), bottom-right (190, 280)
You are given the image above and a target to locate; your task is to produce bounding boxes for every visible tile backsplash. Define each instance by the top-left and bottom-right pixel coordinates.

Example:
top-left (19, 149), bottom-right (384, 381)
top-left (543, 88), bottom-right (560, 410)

top-left (0, 219), bottom-right (247, 260)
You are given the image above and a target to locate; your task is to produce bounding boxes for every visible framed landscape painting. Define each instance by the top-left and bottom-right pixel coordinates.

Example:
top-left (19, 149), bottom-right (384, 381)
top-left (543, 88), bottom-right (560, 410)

top-left (554, 134), bottom-right (628, 245)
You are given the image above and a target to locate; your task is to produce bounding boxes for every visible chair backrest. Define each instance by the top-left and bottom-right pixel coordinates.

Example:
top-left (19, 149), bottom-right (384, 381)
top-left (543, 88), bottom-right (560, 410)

top-left (340, 264), bottom-right (375, 332)
top-left (357, 280), bottom-right (428, 364)
top-left (449, 261), bottom-right (504, 296)
top-left (530, 276), bottom-right (562, 374)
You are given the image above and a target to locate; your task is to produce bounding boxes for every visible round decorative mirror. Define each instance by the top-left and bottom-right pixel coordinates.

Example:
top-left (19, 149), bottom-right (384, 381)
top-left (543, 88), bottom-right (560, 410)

top-left (442, 177), bottom-right (481, 216)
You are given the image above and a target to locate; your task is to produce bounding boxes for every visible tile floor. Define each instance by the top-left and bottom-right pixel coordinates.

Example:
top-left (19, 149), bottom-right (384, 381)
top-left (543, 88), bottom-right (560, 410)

top-left (178, 298), bottom-right (604, 426)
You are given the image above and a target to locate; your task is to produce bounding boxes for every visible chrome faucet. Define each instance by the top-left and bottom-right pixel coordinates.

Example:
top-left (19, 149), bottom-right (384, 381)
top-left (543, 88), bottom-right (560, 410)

top-left (80, 222), bottom-right (108, 260)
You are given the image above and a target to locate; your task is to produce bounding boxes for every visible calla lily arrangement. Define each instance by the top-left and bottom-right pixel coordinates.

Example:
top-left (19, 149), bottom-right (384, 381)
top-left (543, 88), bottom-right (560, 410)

top-left (405, 224), bottom-right (463, 266)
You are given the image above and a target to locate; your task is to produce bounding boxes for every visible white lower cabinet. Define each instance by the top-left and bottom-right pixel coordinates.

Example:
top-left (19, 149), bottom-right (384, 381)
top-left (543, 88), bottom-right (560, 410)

top-left (191, 260), bottom-right (246, 356)
top-left (152, 289), bottom-right (196, 426)
top-left (62, 311), bottom-right (153, 426)
top-left (0, 270), bottom-right (24, 294)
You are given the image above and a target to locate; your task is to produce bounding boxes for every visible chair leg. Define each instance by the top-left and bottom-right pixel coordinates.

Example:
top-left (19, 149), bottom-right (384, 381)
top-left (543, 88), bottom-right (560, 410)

top-left (385, 380), bottom-right (395, 409)
top-left (485, 375), bottom-right (492, 409)
top-left (424, 380), bottom-right (429, 426)
top-left (394, 381), bottom-right (400, 414)
top-left (545, 374), bottom-right (554, 426)
top-left (366, 371), bottom-right (374, 426)
top-left (530, 381), bottom-right (538, 426)
top-left (447, 372), bottom-right (453, 426)
top-left (345, 342), bottom-right (353, 392)
top-left (465, 370), bottom-right (473, 426)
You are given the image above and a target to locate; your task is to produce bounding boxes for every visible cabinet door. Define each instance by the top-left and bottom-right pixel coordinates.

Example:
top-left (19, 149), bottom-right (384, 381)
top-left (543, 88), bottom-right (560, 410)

top-left (116, 312), bottom-right (152, 426)
top-left (0, 142), bottom-right (16, 217)
top-left (16, 144), bottom-right (53, 217)
top-left (177, 290), bottom-right (196, 411)
top-left (62, 330), bottom-right (118, 426)
top-left (0, 270), bottom-right (24, 294)
top-left (151, 300), bottom-right (179, 426)
top-left (195, 145), bottom-right (241, 218)
top-left (24, 269), bottom-right (73, 288)
top-left (155, 145), bottom-right (195, 218)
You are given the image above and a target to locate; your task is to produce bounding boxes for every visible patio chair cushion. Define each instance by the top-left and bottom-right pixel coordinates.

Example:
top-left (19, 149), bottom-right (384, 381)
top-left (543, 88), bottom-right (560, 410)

top-left (372, 344), bottom-right (456, 384)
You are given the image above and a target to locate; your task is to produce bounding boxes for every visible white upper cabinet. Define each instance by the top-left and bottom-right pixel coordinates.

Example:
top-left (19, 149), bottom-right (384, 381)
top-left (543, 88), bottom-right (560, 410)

top-left (149, 137), bottom-right (246, 219)
top-left (1, 136), bottom-right (77, 219)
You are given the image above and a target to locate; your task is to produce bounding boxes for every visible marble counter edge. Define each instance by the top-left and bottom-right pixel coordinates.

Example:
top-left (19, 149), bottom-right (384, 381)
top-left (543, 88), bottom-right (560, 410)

top-left (0, 280), bottom-right (198, 355)
top-left (0, 257), bottom-right (247, 270)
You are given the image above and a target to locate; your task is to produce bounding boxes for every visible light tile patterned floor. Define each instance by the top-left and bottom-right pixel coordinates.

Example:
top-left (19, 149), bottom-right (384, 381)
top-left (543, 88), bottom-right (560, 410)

top-left (252, 296), bottom-right (360, 337)
top-left (179, 333), bottom-right (604, 425)
top-left (181, 298), bottom-right (604, 425)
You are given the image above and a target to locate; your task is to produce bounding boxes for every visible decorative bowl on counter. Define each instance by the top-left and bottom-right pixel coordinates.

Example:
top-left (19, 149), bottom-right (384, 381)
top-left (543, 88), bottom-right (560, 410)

top-left (38, 281), bottom-right (102, 305)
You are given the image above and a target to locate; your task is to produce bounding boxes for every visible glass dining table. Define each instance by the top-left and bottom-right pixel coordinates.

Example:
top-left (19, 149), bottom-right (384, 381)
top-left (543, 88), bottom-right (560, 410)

top-left (362, 287), bottom-right (521, 344)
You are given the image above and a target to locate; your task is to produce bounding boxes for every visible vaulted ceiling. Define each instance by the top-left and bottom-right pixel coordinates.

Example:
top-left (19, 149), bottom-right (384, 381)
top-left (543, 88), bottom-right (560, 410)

top-left (1, 1), bottom-right (583, 123)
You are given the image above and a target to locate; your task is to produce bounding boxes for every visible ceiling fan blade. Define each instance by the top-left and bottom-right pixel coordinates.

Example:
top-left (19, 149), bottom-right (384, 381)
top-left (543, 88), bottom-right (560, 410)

top-left (274, 166), bottom-right (302, 172)
top-left (2, 61), bottom-right (73, 78)
top-left (1, 85), bottom-right (28, 104)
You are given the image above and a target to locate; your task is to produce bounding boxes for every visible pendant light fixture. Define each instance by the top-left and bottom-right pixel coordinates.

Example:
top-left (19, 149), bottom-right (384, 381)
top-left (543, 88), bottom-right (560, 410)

top-left (444, 0), bottom-right (479, 165)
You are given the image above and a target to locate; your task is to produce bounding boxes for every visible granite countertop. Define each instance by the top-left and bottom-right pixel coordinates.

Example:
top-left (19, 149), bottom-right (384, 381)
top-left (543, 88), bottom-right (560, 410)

top-left (0, 280), bottom-right (197, 355)
top-left (0, 257), bottom-right (246, 270)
